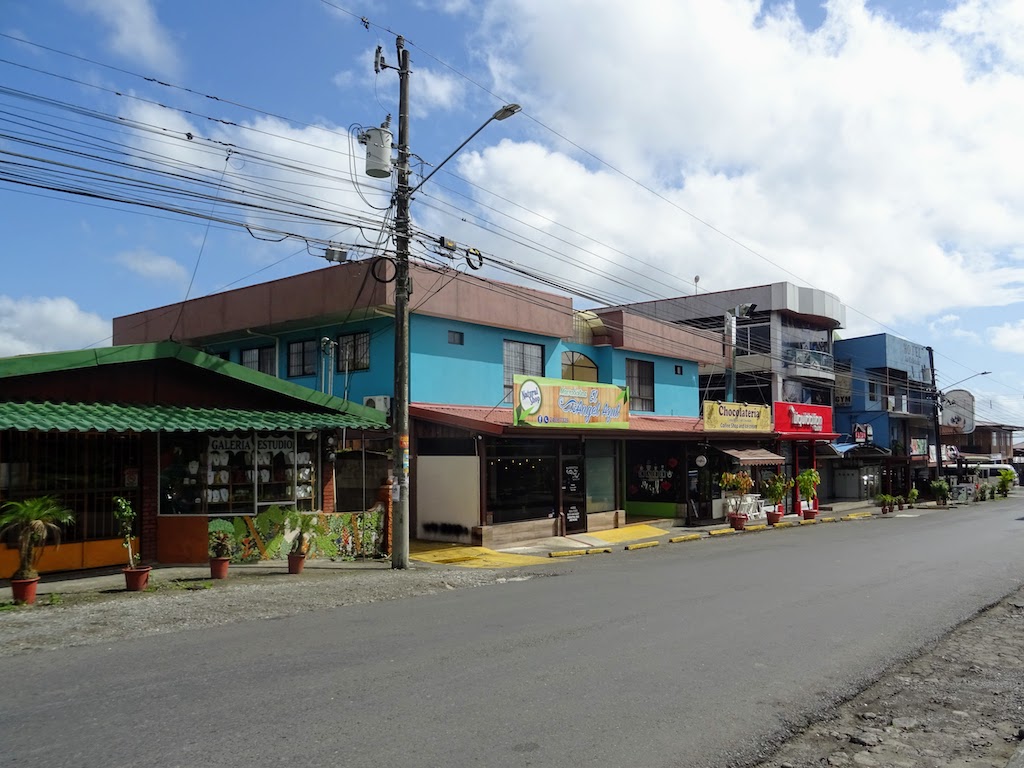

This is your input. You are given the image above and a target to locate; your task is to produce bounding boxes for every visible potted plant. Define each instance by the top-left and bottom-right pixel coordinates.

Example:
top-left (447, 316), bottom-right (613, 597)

top-left (0, 495), bottom-right (75, 605)
top-left (998, 469), bottom-right (1015, 498)
top-left (286, 510), bottom-right (339, 573)
top-left (763, 473), bottom-right (793, 525)
top-left (930, 479), bottom-right (949, 505)
top-left (907, 488), bottom-right (919, 508)
top-left (796, 468), bottom-right (821, 518)
top-left (208, 518), bottom-right (235, 579)
top-left (286, 509), bottom-right (319, 574)
top-left (721, 470), bottom-right (754, 517)
top-left (895, 494), bottom-right (905, 511)
top-left (728, 509), bottom-right (748, 531)
top-left (113, 496), bottom-right (151, 591)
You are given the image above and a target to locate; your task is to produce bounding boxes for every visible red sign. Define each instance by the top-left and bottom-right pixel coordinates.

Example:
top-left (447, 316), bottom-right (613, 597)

top-left (773, 402), bottom-right (834, 435)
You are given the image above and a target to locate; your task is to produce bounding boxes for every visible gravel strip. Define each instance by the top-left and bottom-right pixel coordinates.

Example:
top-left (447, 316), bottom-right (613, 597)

top-left (753, 586), bottom-right (1024, 768)
top-left (0, 566), bottom-right (546, 656)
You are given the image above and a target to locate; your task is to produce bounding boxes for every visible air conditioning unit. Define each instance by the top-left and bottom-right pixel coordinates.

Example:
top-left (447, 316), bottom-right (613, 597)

top-left (363, 395), bottom-right (392, 413)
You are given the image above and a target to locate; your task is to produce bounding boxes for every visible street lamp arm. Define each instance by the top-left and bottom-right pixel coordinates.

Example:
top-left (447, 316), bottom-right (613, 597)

top-left (407, 104), bottom-right (520, 196)
top-left (939, 371), bottom-right (991, 393)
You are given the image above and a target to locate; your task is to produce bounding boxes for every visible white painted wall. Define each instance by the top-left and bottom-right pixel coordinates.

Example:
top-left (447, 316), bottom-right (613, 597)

top-left (416, 456), bottom-right (480, 543)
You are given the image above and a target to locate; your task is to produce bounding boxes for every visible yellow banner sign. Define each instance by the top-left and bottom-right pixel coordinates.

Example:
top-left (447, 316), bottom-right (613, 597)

top-left (702, 401), bottom-right (772, 432)
top-left (513, 375), bottom-right (629, 428)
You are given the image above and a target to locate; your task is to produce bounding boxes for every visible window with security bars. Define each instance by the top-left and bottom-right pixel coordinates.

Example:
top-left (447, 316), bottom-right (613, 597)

top-left (503, 340), bottom-right (544, 398)
top-left (0, 431), bottom-right (142, 543)
top-left (287, 340), bottom-right (318, 377)
top-left (626, 358), bottom-right (654, 412)
top-left (336, 331), bottom-right (370, 372)
top-left (241, 346), bottom-right (275, 376)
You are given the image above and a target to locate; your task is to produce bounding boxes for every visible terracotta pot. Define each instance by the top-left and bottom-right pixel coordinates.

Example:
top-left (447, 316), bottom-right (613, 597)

top-left (209, 557), bottom-right (230, 580)
top-left (123, 566), bottom-right (152, 592)
top-left (729, 515), bottom-right (746, 531)
top-left (766, 510), bottom-right (783, 525)
top-left (11, 576), bottom-right (40, 605)
top-left (287, 553), bottom-right (306, 575)
top-left (804, 509), bottom-right (818, 520)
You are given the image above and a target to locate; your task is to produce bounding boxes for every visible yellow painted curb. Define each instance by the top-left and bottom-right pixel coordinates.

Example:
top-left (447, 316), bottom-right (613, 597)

top-left (773, 521), bottom-right (794, 528)
top-left (709, 528), bottom-right (736, 536)
top-left (744, 524), bottom-right (768, 532)
top-left (842, 512), bottom-right (873, 520)
top-left (669, 534), bottom-right (702, 543)
top-left (624, 540), bottom-right (660, 551)
top-left (548, 550), bottom-right (587, 558)
top-left (800, 519), bottom-right (818, 525)
top-left (819, 517), bottom-right (838, 523)
top-left (586, 524), bottom-right (668, 544)
top-left (587, 547), bottom-right (613, 555)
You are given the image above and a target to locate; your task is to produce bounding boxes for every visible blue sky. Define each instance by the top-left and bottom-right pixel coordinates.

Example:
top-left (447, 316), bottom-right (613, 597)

top-left (2, 0), bottom-right (1024, 426)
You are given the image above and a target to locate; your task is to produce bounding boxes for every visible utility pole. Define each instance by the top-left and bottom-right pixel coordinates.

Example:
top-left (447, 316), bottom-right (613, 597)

top-left (391, 36), bottom-right (411, 569)
top-left (927, 346), bottom-right (942, 482)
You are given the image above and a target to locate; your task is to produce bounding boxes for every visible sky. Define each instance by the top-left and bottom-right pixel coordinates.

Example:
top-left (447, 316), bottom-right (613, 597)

top-left (2, 0), bottom-right (1024, 428)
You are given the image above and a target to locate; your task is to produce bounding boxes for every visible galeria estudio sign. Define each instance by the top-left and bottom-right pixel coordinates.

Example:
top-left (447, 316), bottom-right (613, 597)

top-left (773, 402), bottom-right (834, 435)
top-left (513, 375), bottom-right (629, 428)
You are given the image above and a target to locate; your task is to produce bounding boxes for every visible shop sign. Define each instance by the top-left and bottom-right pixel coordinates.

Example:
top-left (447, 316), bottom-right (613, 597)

top-left (910, 437), bottom-right (928, 456)
top-left (853, 423), bottom-right (873, 443)
top-left (774, 402), bottom-right (833, 435)
top-left (513, 375), bottom-right (629, 428)
top-left (702, 401), bottom-right (772, 432)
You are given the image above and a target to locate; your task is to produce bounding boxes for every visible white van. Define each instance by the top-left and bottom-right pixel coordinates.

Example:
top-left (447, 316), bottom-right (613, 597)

top-left (975, 464), bottom-right (1019, 486)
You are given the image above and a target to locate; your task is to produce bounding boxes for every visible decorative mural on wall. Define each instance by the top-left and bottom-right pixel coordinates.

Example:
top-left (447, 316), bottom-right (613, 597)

top-left (221, 505), bottom-right (387, 562)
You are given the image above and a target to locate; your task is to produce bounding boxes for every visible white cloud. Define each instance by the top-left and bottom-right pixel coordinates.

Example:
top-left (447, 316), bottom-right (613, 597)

top-left (76, 0), bottom-right (180, 76)
top-left (989, 319), bottom-right (1024, 353)
top-left (429, 0), bottom-right (1024, 328)
top-left (115, 249), bottom-right (188, 283)
top-left (936, 314), bottom-right (961, 325)
top-left (412, 68), bottom-right (466, 116)
top-left (332, 70), bottom-right (356, 89)
top-left (0, 296), bottom-right (110, 356)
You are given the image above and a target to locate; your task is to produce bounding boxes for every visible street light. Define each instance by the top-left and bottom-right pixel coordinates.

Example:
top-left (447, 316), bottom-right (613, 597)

top-left (929, 359), bottom-right (991, 480)
top-left (377, 36), bottom-right (521, 569)
top-left (725, 303), bottom-right (756, 402)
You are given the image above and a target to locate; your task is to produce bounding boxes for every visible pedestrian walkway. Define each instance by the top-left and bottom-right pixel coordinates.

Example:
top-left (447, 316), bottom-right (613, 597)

top-left (409, 540), bottom-right (550, 568)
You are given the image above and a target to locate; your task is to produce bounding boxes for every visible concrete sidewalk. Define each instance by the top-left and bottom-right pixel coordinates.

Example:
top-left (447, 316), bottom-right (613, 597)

top-left (1, 498), bottom-right (937, 601)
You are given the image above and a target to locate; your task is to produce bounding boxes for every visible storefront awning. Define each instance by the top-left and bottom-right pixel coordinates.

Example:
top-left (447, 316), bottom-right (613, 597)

top-left (828, 442), bottom-right (891, 457)
top-left (717, 446), bottom-right (786, 465)
top-left (0, 401), bottom-right (386, 433)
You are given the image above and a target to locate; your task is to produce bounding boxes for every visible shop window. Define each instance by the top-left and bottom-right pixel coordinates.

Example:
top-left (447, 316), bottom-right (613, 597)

top-left (561, 351), bottom-right (598, 382)
top-left (0, 431), bottom-right (141, 543)
top-left (241, 346), bottom-right (275, 376)
top-left (287, 340), bottom-right (318, 377)
top-left (503, 340), bottom-right (544, 398)
top-left (626, 358), bottom-right (654, 412)
top-left (586, 440), bottom-right (616, 513)
top-left (486, 454), bottom-right (558, 523)
top-left (337, 331), bottom-right (370, 372)
top-left (159, 431), bottom-right (319, 516)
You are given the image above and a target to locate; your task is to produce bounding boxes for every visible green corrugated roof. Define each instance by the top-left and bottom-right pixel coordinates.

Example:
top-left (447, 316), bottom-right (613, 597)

top-left (0, 341), bottom-right (388, 428)
top-left (0, 401), bottom-right (383, 433)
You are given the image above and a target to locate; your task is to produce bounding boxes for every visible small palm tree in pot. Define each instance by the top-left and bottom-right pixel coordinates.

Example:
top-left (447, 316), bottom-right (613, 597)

top-left (0, 495), bottom-right (75, 604)
top-left (208, 518), bottom-right (236, 579)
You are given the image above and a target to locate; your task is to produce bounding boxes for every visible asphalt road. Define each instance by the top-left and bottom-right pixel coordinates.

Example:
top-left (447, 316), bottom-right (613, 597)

top-left (4, 502), bottom-right (1024, 768)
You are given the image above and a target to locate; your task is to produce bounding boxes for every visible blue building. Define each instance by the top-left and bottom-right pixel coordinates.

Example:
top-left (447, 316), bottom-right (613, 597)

top-left (831, 333), bottom-right (936, 499)
top-left (115, 260), bottom-right (754, 545)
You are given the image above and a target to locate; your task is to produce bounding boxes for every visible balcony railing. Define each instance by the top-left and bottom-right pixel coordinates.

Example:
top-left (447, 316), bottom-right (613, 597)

top-left (781, 347), bottom-right (835, 373)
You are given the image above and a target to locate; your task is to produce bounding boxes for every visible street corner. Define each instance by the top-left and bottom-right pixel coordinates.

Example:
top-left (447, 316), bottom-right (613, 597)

top-left (410, 541), bottom-right (550, 568)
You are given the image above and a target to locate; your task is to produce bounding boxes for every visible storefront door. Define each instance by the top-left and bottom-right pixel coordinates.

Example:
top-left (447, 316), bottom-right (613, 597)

top-left (561, 455), bottom-right (586, 534)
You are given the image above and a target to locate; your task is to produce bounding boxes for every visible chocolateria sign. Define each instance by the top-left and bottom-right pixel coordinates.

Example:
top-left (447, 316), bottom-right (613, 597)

top-left (702, 401), bottom-right (772, 432)
top-left (513, 375), bottom-right (629, 428)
